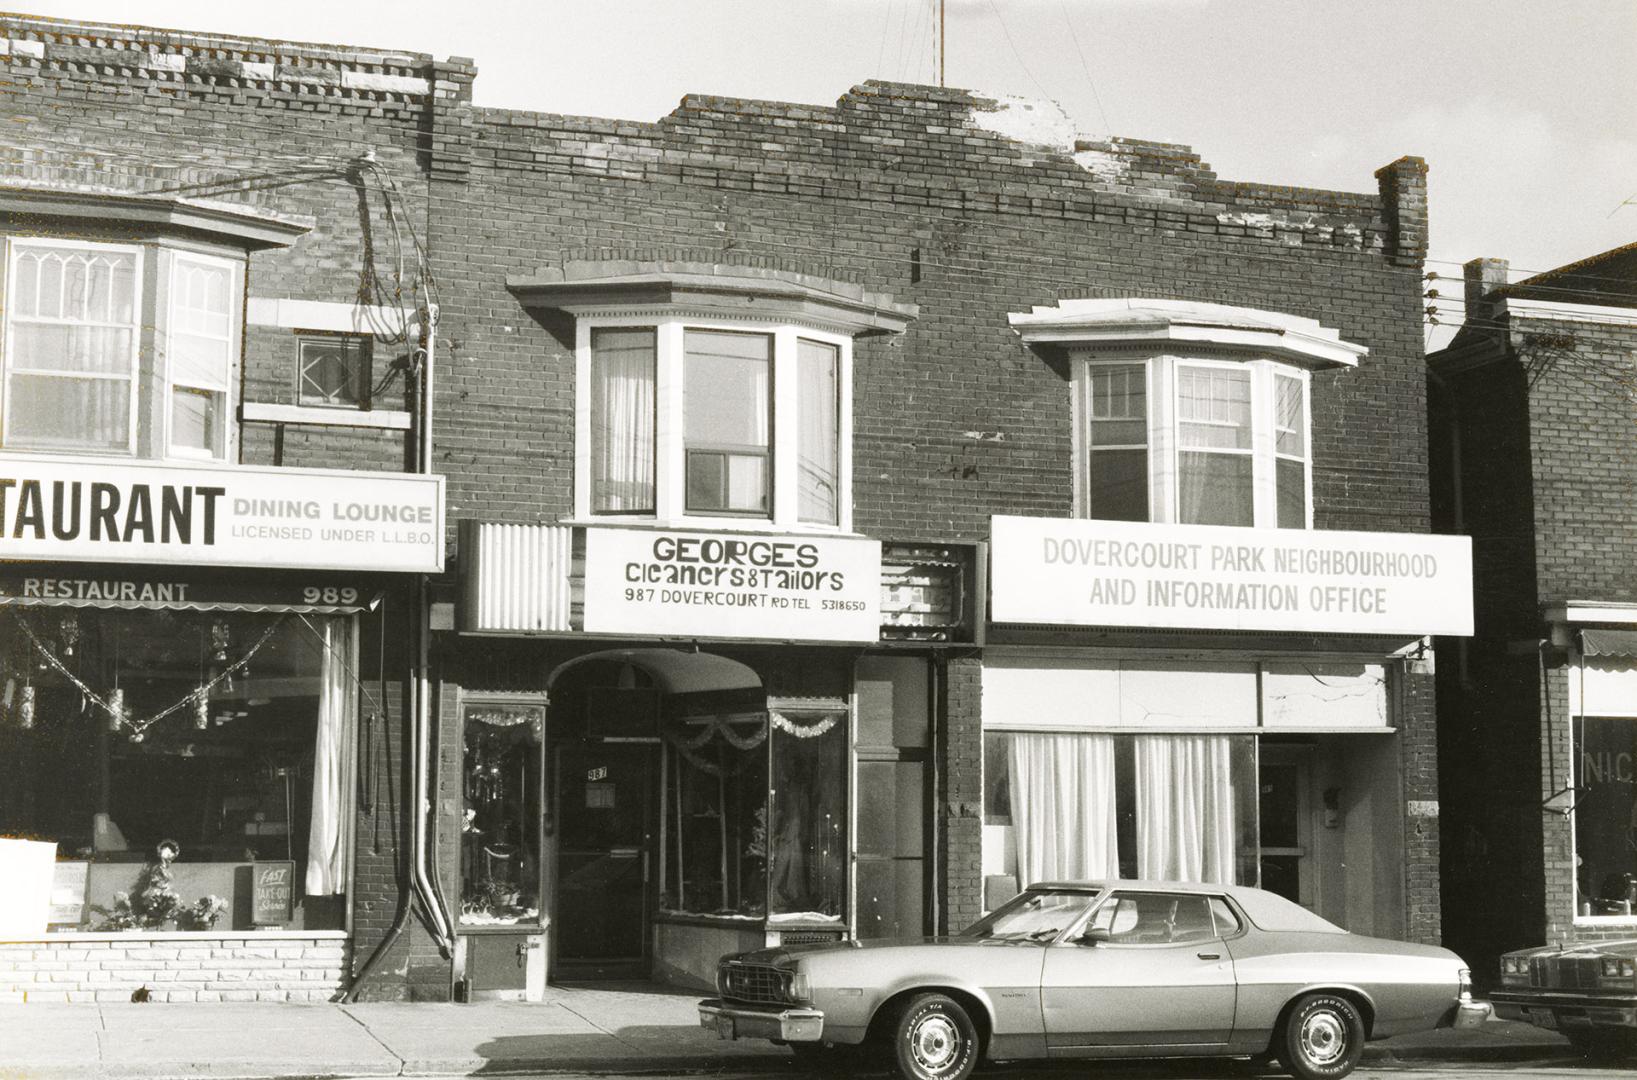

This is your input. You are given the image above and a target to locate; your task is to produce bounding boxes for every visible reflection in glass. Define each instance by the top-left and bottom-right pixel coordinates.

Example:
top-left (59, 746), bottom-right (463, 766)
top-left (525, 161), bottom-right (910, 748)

top-left (460, 702), bottom-right (543, 925)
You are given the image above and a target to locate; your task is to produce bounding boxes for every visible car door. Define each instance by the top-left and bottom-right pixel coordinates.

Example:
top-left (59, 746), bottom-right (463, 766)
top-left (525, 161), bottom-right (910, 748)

top-left (1041, 890), bottom-right (1238, 1049)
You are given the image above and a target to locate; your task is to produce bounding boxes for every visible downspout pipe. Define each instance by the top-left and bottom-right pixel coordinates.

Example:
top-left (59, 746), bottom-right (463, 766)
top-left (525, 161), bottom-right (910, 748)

top-left (410, 309), bottom-right (455, 952)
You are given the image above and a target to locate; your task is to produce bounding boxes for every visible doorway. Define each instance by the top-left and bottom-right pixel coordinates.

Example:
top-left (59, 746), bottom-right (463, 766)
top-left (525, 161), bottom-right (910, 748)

top-left (1258, 746), bottom-right (1314, 908)
top-left (553, 739), bottom-right (657, 979)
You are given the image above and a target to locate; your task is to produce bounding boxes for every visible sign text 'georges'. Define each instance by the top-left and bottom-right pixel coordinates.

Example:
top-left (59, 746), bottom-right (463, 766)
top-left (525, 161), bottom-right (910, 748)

top-left (0, 458), bottom-right (444, 574)
top-left (584, 528), bottom-right (881, 642)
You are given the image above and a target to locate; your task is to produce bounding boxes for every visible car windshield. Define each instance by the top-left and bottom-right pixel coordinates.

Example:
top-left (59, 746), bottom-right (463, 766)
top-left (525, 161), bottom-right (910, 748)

top-left (959, 888), bottom-right (1102, 943)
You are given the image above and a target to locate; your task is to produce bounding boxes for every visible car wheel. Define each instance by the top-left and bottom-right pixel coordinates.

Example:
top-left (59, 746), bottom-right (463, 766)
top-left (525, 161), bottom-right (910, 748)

top-left (1280, 993), bottom-right (1364, 1080)
top-left (889, 992), bottom-right (979, 1080)
top-left (1567, 1029), bottom-right (1637, 1062)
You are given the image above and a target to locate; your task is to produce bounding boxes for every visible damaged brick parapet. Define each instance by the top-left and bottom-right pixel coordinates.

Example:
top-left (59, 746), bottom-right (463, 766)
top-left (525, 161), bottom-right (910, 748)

top-left (1375, 155), bottom-right (1430, 268)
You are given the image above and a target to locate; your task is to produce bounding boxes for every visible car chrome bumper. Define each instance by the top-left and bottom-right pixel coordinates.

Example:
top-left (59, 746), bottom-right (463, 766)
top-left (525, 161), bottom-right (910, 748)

top-left (1492, 989), bottom-right (1637, 1030)
top-left (698, 998), bottom-right (825, 1042)
top-left (1440, 998), bottom-right (1492, 1029)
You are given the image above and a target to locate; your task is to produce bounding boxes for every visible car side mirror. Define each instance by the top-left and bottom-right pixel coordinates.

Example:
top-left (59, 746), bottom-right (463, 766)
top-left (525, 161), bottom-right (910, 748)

top-left (1077, 927), bottom-right (1112, 946)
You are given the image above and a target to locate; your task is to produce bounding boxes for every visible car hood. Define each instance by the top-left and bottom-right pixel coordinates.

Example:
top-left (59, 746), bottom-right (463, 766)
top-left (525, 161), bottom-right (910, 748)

top-left (725, 936), bottom-right (992, 967)
top-left (1502, 938), bottom-right (1637, 960)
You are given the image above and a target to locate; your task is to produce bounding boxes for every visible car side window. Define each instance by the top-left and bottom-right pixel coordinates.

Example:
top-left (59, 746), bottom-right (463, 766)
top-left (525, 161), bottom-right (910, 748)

top-left (1088, 892), bottom-right (1216, 945)
top-left (1209, 897), bottom-right (1243, 938)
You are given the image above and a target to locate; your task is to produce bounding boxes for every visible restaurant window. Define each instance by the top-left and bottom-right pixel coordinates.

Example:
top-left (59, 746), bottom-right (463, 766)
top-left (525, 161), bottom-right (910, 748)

top-left (297, 333), bottom-right (372, 411)
top-left (580, 318), bottom-right (851, 528)
top-left (1076, 357), bottom-right (1312, 529)
top-left (1, 236), bottom-right (244, 460)
top-left (983, 732), bottom-right (1259, 888)
top-left (0, 607), bottom-right (356, 934)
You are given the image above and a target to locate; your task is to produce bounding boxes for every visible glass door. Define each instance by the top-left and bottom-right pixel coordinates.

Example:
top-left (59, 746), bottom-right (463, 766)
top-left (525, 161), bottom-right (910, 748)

top-left (553, 740), bottom-right (656, 978)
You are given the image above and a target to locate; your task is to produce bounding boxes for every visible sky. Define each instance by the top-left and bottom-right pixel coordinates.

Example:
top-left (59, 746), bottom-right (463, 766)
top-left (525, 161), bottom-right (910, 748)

top-left (21, 0), bottom-right (1636, 317)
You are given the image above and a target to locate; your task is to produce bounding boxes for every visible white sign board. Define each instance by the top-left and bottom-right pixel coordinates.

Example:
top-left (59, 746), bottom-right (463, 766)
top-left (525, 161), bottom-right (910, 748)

top-left (583, 527), bottom-right (881, 642)
top-left (0, 456), bottom-right (444, 573)
top-left (989, 516), bottom-right (1473, 636)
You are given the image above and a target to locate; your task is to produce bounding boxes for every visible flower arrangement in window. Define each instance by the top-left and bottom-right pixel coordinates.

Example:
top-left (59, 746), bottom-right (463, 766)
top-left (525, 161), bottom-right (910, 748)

top-left (93, 841), bottom-right (229, 931)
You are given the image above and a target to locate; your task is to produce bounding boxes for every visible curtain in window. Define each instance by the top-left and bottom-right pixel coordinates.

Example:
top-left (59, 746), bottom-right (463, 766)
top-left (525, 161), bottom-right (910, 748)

top-left (591, 329), bottom-right (656, 512)
top-left (1133, 735), bottom-right (1235, 884)
top-left (1007, 732), bottom-right (1120, 886)
top-left (305, 618), bottom-right (355, 895)
top-left (1177, 367), bottom-right (1252, 526)
top-left (797, 340), bottom-right (838, 524)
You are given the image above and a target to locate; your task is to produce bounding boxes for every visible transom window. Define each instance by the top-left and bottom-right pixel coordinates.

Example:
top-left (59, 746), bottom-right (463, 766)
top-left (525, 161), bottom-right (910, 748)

top-left (1, 237), bottom-right (244, 461)
top-left (580, 318), bottom-right (850, 528)
top-left (1077, 356), bottom-right (1312, 529)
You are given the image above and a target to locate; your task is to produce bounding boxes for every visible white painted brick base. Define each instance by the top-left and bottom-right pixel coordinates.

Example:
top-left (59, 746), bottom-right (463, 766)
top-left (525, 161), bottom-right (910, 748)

top-left (0, 931), bottom-right (349, 1002)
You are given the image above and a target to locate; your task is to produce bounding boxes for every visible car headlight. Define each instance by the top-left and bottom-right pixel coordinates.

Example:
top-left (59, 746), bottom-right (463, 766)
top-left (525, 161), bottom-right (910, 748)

top-left (1601, 957), bottom-right (1636, 979)
top-left (1501, 957), bottom-right (1521, 975)
top-left (787, 969), bottom-right (812, 1004)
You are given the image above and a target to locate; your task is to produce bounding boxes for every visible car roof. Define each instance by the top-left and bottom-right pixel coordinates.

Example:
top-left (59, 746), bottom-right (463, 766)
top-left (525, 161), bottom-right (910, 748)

top-left (1023, 879), bottom-right (1346, 933)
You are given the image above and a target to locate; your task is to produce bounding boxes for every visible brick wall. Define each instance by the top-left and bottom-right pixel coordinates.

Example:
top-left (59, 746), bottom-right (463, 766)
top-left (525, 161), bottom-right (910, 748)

top-left (0, 932), bottom-right (347, 1002)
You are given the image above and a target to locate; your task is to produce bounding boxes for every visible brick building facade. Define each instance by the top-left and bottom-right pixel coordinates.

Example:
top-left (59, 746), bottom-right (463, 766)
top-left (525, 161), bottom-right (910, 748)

top-left (1430, 246), bottom-right (1637, 988)
top-left (0, 11), bottom-right (1467, 1003)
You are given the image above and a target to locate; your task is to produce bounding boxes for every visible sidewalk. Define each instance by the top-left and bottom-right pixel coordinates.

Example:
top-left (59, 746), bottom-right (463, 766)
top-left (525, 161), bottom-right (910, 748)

top-left (0, 987), bottom-right (1571, 1080)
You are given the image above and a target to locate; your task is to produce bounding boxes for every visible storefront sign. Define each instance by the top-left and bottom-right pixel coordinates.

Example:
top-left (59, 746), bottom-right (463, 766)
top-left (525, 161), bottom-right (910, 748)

top-left (0, 456), bottom-right (444, 573)
top-left (252, 861), bottom-right (295, 925)
top-left (0, 568), bottom-right (378, 612)
top-left (582, 528), bottom-right (882, 642)
top-left (989, 516), bottom-right (1473, 636)
top-left (47, 861), bottom-right (88, 926)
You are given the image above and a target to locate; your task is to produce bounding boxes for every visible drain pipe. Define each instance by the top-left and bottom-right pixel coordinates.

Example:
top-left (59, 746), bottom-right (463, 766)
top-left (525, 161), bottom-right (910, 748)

top-left (410, 309), bottom-right (454, 952)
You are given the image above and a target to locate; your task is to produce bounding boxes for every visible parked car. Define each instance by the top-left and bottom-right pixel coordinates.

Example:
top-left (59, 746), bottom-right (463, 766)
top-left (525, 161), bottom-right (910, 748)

top-left (699, 880), bottom-right (1482, 1080)
top-left (1494, 940), bottom-right (1637, 1059)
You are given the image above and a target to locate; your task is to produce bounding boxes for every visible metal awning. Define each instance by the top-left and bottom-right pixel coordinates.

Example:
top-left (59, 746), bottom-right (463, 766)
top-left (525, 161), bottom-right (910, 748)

top-left (1582, 627), bottom-right (1637, 658)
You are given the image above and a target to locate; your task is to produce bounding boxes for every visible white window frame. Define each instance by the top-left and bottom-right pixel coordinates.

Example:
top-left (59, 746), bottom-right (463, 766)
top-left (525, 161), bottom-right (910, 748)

top-left (573, 312), bottom-right (855, 533)
top-left (2, 237), bottom-right (143, 456)
top-left (165, 250), bottom-right (242, 462)
top-left (1072, 353), bottom-right (1312, 529)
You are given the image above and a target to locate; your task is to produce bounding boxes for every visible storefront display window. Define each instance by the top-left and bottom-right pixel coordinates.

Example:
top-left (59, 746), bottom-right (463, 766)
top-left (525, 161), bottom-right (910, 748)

top-left (1574, 715), bottom-right (1637, 916)
top-left (659, 705), bottom-right (846, 922)
top-left (460, 699), bottom-right (543, 926)
top-left (985, 732), bottom-right (1258, 887)
top-left (664, 710), bottom-right (768, 917)
top-left (0, 607), bottom-right (355, 933)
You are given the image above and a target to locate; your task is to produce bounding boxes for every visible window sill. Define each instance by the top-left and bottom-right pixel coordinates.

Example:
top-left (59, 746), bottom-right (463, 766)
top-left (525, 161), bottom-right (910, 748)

top-left (565, 516), bottom-right (863, 538)
top-left (241, 402), bottom-right (412, 430)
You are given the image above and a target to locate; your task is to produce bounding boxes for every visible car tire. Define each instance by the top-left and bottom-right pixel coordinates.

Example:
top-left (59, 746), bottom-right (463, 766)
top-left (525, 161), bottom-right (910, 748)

top-left (1567, 1029), bottom-right (1637, 1062)
top-left (889, 992), bottom-right (979, 1080)
top-left (1280, 993), bottom-right (1364, 1080)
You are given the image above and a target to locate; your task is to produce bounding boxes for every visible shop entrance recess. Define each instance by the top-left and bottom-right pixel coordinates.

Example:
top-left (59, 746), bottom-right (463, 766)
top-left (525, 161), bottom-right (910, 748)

top-left (1257, 745), bottom-right (1314, 908)
top-left (552, 739), bottom-right (657, 980)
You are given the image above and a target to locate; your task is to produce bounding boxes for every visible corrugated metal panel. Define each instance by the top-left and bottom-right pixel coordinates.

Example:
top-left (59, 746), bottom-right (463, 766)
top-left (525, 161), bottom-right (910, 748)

top-left (474, 523), bottom-right (572, 632)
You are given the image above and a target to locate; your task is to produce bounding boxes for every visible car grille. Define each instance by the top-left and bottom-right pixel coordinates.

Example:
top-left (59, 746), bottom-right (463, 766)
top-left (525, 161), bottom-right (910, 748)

top-left (720, 962), bottom-right (792, 1005)
top-left (1529, 955), bottom-right (1601, 989)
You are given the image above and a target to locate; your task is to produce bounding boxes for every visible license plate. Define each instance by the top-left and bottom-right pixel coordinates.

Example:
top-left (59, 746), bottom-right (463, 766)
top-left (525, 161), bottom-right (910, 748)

top-left (1526, 1008), bottom-right (1559, 1030)
top-left (715, 1014), bottom-right (735, 1039)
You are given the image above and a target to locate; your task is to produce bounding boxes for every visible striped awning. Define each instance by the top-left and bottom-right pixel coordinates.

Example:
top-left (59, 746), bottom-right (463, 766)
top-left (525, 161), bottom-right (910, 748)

top-left (1582, 628), bottom-right (1637, 658)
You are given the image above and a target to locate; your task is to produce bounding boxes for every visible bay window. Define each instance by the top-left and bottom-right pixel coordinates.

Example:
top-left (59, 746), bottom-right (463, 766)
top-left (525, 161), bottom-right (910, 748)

top-left (2, 236), bottom-right (246, 462)
top-left (511, 260), bottom-right (916, 532)
top-left (578, 318), bottom-right (855, 528)
top-left (1077, 356), bottom-right (1312, 529)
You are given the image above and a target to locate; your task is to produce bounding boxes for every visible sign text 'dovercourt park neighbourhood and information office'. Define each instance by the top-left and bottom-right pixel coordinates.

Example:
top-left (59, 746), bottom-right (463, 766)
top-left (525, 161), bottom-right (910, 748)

top-left (0, 457), bottom-right (444, 574)
top-left (990, 515), bottom-right (1473, 637)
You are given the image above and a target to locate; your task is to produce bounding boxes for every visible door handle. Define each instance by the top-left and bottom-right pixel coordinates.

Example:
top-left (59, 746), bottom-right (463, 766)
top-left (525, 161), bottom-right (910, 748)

top-left (1197, 952), bottom-right (1221, 961)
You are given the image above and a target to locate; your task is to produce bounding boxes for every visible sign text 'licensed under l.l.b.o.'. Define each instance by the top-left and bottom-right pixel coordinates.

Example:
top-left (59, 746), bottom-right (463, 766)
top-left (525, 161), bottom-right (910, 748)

top-left (0, 456), bottom-right (444, 574)
top-left (988, 515), bottom-right (1473, 636)
top-left (582, 527), bottom-right (881, 642)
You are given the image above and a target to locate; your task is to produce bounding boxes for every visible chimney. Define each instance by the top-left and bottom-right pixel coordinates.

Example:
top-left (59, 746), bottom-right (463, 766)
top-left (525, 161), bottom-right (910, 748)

top-left (1463, 257), bottom-right (1509, 328)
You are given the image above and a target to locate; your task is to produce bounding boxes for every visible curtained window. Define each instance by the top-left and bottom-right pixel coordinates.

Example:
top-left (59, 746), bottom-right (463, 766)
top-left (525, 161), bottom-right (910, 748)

top-left (590, 328), bottom-right (657, 513)
top-left (992, 731), bottom-right (1255, 889)
top-left (5, 240), bottom-right (140, 452)
top-left (1177, 365), bottom-right (1253, 527)
top-left (796, 339), bottom-right (839, 525)
top-left (168, 254), bottom-right (235, 459)
top-left (1274, 372), bottom-right (1308, 528)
